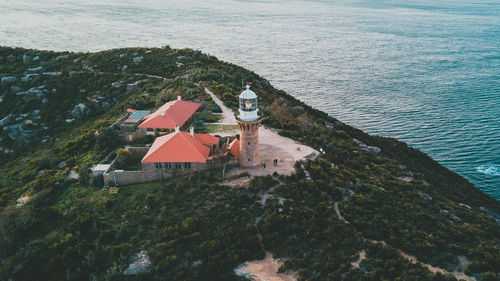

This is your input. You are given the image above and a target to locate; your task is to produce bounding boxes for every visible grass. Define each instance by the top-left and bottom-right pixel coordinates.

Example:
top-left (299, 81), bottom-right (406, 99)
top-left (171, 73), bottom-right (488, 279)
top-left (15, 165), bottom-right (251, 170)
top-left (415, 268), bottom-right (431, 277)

top-left (204, 124), bottom-right (239, 134)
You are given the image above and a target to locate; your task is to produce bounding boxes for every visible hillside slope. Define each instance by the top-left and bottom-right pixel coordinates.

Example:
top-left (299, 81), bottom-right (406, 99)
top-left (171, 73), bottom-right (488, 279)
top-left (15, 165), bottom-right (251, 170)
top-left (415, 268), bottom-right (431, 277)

top-left (0, 46), bottom-right (499, 281)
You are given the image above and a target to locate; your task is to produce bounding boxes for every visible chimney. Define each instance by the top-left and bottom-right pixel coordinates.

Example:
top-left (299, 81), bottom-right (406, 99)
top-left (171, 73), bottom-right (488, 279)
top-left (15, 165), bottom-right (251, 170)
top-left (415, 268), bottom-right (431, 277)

top-left (175, 125), bottom-right (179, 132)
top-left (177, 96), bottom-right (181, 101)
top-left (190, 126), bottom-right (194, 137)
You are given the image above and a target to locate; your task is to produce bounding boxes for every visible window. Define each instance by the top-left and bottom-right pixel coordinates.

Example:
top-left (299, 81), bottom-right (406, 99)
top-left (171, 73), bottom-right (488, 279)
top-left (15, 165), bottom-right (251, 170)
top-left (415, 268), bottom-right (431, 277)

top-left (240, 98), bottom-right (257, 112)
top-left (154, 162), bottom-right (161, 168)
top-left (248, 142), bottom-right (250, 145)
top-left (164, 163), bottom-right (172, 169)
top-left (184, 162), bottom-right (191, 169)
top-left (175, 162), bottom-right (182, 169)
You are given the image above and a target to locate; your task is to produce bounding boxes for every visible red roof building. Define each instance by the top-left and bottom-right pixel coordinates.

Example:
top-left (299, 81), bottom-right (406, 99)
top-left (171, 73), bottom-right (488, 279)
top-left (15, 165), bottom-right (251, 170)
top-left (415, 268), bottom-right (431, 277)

top-left (227, 138), bottom-right (240, 157)
top-left (194, 133), bottom-right (219, 145)
top-left (142, 131), bottom-right (218, 163)
top-left (138, 99), bottom-right (201, 130)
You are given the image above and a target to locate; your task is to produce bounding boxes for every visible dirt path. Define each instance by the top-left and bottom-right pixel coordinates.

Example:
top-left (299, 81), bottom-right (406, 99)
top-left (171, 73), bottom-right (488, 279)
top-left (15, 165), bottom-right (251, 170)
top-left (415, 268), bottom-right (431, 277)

top-left (234, 184), bottom-right (298, 281)
top-left (204, 87), bottom-right (237, 124)
top-left (334, 191), bottom-right (475, 281)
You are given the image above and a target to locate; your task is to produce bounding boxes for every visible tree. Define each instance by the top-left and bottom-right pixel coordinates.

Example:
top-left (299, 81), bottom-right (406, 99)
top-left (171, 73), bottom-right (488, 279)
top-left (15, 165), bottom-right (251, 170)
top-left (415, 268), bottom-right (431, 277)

top-left (114, 149), bottom-right (131, 169)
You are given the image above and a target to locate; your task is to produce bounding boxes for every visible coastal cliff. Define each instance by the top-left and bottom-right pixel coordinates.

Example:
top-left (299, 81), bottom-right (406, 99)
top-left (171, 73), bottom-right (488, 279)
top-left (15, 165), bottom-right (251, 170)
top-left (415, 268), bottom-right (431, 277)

top-left (0, 46), bottom-right (498, 281)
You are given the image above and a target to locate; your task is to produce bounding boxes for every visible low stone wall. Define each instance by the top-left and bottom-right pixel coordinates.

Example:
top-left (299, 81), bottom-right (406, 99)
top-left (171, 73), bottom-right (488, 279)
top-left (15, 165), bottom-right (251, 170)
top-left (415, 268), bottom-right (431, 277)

top-left (104, 170), bottom-right (152, 186)
top-left (103, 162), bottom-right (212, 186)
top-left (126, 146), bottom-right (149, 159)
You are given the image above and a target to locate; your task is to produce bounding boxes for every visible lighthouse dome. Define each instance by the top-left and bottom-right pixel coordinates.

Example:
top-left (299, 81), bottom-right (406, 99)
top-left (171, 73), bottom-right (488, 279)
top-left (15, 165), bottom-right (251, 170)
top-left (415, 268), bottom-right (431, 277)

top-left (239, 85), bottom-right (258, 99)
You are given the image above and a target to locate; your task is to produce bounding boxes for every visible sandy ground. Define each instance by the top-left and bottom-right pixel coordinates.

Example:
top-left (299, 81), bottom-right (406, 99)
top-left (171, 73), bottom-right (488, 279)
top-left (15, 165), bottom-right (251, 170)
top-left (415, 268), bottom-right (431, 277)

top-left (235, 252), bottom-right (297, 281)
top-left (16, 195), bottom-right (30, 207)
top-left (230, 127), bottom-right (318, 177)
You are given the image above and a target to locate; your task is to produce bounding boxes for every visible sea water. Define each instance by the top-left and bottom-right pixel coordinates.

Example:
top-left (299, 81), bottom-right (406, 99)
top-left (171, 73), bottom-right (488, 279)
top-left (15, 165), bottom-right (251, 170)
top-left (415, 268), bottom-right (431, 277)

top-left (0, 0), bottom-right (499, 199)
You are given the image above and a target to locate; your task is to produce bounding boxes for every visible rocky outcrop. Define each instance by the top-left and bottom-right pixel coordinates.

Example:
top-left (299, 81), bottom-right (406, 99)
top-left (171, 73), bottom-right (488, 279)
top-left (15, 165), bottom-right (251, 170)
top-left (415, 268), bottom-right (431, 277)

top-left (72, 103), bottom-right (91, 119)
top-left (111, 80), bottom-right (125, 88)
top-left (16, 86), bottom-right (47, 102)
top-left (133, 56), bottom-right (143, 64)
top-left (123, 251), bottom-right (151, 275)
top-left (0, 114), bottom-right (16, 126)
top-left (353, 139), bottom-right (381, 154)
top-left (26, 66), bottom-right (43, 74)
top-left (1, 76), bottom-right (17, 84)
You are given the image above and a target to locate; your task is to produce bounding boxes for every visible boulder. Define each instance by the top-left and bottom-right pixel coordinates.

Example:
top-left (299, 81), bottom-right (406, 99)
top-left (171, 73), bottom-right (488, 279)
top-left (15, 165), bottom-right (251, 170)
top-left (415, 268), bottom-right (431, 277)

top-left (127, 83), bottom-right (138, 92)
top-left (4, 124), bottom-right (23, 142)
top-left (18, 87), bottom-right (46, 102)
top-left (55, 55), bottom-right (68, 60)
top-left (26, 66), bottom-right (43, 74)
top-left (0, 114), bottom-right (16, 126)
top-left (71, 103), bottom-right (90, 119)
top-left (127, 80), bottom-right (146, 92)
top-left (133, 56), bottom-right (143, 64)
top-left (102, 101), bottom-right (110, 109)
top-left (42, 72), bottom-right (61, 77)
top-left (121, 65), bottom-right (128, 72)
top-left (111, 80), bottom-right (125, 88)
top-left (123, 251), bottom-right (151, 275)
top-left (32, 56), bottom-right (40, 61)
top-left (1, 76), bottom-right (17, 84)
top-left (21, 74), bottom-right (35, 82)
top-left (10, 86), bottom-right (23, 94)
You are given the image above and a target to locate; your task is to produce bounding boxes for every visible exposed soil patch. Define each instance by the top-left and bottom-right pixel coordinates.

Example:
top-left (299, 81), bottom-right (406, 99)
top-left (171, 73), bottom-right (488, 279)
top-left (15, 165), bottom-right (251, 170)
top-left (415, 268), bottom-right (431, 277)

top-left (235, 252), bottom-right (297, 281)
top-left (222, 176), bottom-right (252, 188)
top-left (351, 249), bottom-right (366, 269)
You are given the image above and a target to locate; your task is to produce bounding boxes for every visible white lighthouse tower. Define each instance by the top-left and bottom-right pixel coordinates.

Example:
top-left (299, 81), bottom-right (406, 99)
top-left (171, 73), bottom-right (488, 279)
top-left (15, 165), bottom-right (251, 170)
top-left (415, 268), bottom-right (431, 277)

top-left (237, 84), bottom-right (261, 167)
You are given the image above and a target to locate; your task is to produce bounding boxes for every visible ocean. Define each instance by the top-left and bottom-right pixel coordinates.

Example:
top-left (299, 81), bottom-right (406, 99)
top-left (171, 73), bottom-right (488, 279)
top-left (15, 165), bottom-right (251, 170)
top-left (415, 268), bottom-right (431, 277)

top-left (1, 0), bottom-right (499, 199)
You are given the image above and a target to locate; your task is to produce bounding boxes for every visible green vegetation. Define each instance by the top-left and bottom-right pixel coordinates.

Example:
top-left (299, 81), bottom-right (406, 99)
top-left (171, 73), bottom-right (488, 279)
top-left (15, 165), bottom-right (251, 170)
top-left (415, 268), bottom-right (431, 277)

top-left (0, 46), bottom-right (499, 281)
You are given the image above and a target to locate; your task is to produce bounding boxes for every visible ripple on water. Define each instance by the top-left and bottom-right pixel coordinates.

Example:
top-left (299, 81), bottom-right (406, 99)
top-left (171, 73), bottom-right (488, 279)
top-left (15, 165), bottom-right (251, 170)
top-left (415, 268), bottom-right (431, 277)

top-left (475, 164), bottom-right (500, 177)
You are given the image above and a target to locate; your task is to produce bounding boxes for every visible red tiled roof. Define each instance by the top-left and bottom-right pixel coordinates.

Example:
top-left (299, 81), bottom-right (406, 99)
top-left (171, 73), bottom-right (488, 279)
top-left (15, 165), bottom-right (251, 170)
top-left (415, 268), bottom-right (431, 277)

top-left (195, 133), bottom-right (219, 145)
top-left (228, 138), bottom-right (240, 157)
top-left (124, 119), bottom-right (135, 123)
top-left (127, 108), bottom-right (136, 113)
top-left (142, 131), bottom-right (218, 163)
top-left (138, 100), bottom-right (200, 130)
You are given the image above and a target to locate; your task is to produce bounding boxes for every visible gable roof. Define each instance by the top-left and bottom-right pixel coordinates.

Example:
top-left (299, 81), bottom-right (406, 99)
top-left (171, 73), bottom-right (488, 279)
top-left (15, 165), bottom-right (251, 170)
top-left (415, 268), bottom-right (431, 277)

top-left (142, 131), bottom-right (217, 163)
top-left (228, 138), bottom-right (240, 157)
top-left (194, 133), bottom-right (219, 145)
top-left (138, 100), bottom-right (201, 129)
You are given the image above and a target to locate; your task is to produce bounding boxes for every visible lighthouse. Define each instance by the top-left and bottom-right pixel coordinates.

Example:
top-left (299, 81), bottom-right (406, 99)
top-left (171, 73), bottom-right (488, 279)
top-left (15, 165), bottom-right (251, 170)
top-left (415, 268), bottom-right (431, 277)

top-left (237, 84), bottom-right (261, 167)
